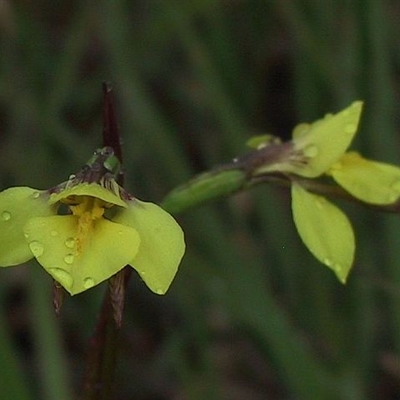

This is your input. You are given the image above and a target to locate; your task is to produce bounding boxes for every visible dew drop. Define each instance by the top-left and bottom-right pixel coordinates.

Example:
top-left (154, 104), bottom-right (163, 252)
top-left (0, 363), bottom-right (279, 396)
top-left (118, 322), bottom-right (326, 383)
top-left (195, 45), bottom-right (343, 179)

top-left (156, 288), bottom-right (165, 295)
top-left (387, 193), bottom-right (399, 203)
top-left (64, 254), bottom-right (75, 265)
top-left (334, 263), bottom-right (343, 273)
top-left (83, 277), bottom-right (95, 289)
top-left (140, 270), bottom-right (146, 276)
top-left (49, 268), bottom-right (73, 289)
top-left (68, 174), bottom-right (76, 180)
top-left (32, 191), bottom-right (40, 199)
top-left (51, 230), bottom-right (59, 237)
top-left (1, 211), bottom-right (11, 221)
top-left (387, 180), bottom-right (400, 202)
top-left (65, 238), bottom-right (75, 249)
top-left (304, 145), bottom-right (319, 158)
top-left (292, 123), bottom-right (310, 138)
top-left (324, 258), bottom-right (333, 267)
top-left (344, 124), bottom-right (357, 134)
top-left (391, 180), bottom-right (400, 193)
top-left (24, 232), bottom-right (30, 239)
top-left (29, 241), bottom-right (44, 257)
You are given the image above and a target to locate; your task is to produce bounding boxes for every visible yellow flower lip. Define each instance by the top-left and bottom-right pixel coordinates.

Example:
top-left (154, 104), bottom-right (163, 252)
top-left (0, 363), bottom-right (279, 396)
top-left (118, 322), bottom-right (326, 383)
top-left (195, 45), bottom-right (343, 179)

top-left (49, 182), bottom-right (127, 208)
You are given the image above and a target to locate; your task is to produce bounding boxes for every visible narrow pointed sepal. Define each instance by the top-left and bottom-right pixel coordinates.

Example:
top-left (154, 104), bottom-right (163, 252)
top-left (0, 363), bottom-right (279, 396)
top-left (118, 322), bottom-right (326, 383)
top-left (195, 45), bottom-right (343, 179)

top-left (109, 270), bottom-right (128, 328)
top-left (53, 281), bottom-right (66, 315)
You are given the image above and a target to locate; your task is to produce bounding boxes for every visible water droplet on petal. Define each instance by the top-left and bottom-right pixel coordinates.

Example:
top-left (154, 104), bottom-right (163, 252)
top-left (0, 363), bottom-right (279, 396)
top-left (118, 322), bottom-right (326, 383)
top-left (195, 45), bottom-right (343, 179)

top-left (304, 145), bottom-right (319, 158)
top-left (64, 254), bottom-right (75, 265)
top-left (391, 180), bottom-right (400, 193)
top-left (386, 181), bottom-right (400, 202)
top-left (156, 288), bottom-right (165, 295)
top-left (83, 277), bottom-right (95, 289)
top-left (324, 258), bottom-right (333, 267)
top-left (32, 191), bottom-right (40, 199)
top-left (345, 124), bottom-right (357, 134)
top-left (1, 211), bottom-right (11, 221)
top-left (51, 230), bottom-right (59, 237)
top-left (293, 123), bottom-right (310, 138)
top-left (140, 270), bottom-right (146, 276)
top-left (24, 232), bottom-right (30, 239)
top-left (29, 241), bottom-right (44, 257)
top-left (387, 193), bottom-right (399, 203)
top-left (49, 268), bottom-right (73, 289)
top-left (334, 263), bottom-right (343, 273)
top-left (65, 238), bottom-right (75, 248)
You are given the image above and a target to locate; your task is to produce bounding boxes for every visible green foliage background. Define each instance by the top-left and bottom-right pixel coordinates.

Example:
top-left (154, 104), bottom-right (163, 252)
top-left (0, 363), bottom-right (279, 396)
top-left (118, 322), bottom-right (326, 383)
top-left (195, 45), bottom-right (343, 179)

top-left (0, 1), bottom-right (399, 399)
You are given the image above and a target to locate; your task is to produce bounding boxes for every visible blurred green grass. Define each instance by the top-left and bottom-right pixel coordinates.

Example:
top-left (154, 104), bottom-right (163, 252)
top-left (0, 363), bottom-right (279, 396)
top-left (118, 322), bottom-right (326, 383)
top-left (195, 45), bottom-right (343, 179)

top-left (1, 1), bottom-right (400, 399)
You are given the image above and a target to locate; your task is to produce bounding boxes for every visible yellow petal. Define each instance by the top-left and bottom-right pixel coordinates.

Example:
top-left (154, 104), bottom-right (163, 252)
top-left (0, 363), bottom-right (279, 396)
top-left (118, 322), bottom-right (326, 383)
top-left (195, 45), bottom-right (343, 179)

top-left (0, 187), bottom-right (56, 266)
top-left (291, 101), bottom-right (363, 178)
top-left (112, 199), bottom-right (185, 295)
top-left (23, 215), bottom-right (140, 295)
top-left (291, 183), bottom-right (355, 283)
top-left (49, 182), bottom-right (127, 208)
top-left (330, 152), bottom-right (400, 204)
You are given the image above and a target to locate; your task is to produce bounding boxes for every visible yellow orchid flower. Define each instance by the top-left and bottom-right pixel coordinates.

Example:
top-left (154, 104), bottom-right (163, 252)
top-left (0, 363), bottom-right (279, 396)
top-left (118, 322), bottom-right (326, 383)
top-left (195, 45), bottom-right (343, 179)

top-left (0, 148), bottom-right (185, 296)
top-left (286, 102), bottom-right (362, 282)
top-left (255, 100), bottom-right (400, 205)
top-left (288, 102), bottom-right (400, 282)
top-left (250, 101), bottom-right (400, 283)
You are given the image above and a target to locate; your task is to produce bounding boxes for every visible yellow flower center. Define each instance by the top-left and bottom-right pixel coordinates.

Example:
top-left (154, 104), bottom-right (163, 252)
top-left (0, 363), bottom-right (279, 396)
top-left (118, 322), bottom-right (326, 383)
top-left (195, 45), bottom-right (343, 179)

top-left (69, 196), bottom-right (108, 255)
